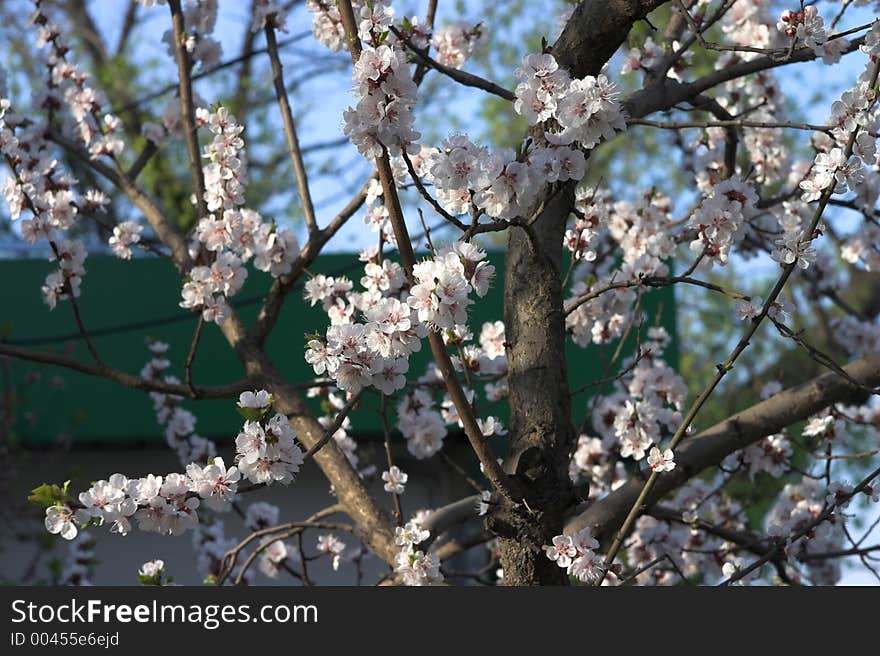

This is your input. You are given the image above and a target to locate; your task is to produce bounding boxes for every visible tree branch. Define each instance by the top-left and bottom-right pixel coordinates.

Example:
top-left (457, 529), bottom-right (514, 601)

top-left (167, 0), bottom-right (208, 221)
top-left (265, 20), bottom-right (318, 236)
top-left (0, 342), bottom-right (251, 399)
top-left (336, 0), bottom-right (522, 504)
top-left (564, 352), bottom-right (880, 539)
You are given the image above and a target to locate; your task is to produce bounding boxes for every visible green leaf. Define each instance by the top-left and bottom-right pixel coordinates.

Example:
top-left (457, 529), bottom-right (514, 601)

top-left (237, 406), bottom-right (269, 422)
top-left (28, 481), bottom-right (71, 509)
top-left (78, 516), bottom-right (103, 530)
top-left (137, 573), bottom-right (162, 586)
top-left (304, 331), bottom-right (324, 346)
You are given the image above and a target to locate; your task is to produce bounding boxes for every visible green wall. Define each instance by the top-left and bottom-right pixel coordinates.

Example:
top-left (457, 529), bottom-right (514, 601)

top-left (0, 254), bottom-right (676, 445)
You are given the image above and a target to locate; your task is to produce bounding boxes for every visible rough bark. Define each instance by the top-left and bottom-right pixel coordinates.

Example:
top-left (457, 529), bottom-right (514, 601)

top-left (495, 182), bottom-right (577, 585)
top-left (496, 0), bottom-right (669, 585)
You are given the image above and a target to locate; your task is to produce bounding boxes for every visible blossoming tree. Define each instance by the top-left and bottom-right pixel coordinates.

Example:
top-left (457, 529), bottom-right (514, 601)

top-left (3, 0), bottom-right (880, 586)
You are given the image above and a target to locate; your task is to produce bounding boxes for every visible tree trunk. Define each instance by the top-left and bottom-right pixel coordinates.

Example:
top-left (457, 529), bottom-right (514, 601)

top-left (495, 0), bottom-right (671, 585)
top-left (495, 183), bottom-right (577, 585)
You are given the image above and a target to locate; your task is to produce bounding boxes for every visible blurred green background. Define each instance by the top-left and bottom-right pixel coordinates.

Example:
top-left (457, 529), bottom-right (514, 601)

top-left (1, 254), bottom-right (676, 445)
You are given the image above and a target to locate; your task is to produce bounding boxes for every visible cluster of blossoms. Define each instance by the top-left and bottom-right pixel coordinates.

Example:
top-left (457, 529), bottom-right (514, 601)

top-left (343, 35), bottom-right (627, 223)
top-left (777, 6), bottom-right (847, 64)
top-left (564, 190), bottom-right (604, 262)
top-left (305, 240), bottom-right (493, 396)
top-left (316, 534), bottom-right (348, 571)
top-left (151, 0), bottom-right (222, 71)
top-left (762, 21), bottom-right (880, 276)
top-left (602, 190), bottom-right (677, 278)
top-left (800, 146), bottom-right (867, 203)
top-left (180, 106), bottom-right (300, 323)
top-left (424, 134), bottom-right (541, 220)
top-left (563, 189), bottom-right (677, 346)
top-left (569, 434), bottom-right (625, 496)
top-left (108, 221), bottom-right (144, 259)
top-left (394, 520), bottom-right (442, 585)
top-left (723, 432), bottom-right (792, 479)
top-left (138, 559), bottom-right (168, 586)
top-left (417, 52), bottom-right (626, 223)
top-left (426, 133), bottom-right (550, 220)
top-left (763, 477), bottom-right (849, 585)
top-left (305, 289), bottom-right (422, 396)
top-left (625, 477), bottom-right (750, 585)
top-left (688, 176), bottom-right (759, 269)
top-left (200, 107), bottom-right (248, 212)
top-left (305, 0), bottom-right (361, 52)
top-left (342, 2), bottom-right (421, 159)
top-left (567, 330), bottom-right (682, 499)
top-left (303, 228), bottom-right (509, 464)
top-left (722, 0), bottom-right (786, 50)
top-left (234, 390), bottom-right (304, 485)
top-left (142, 342), bottom-right (217, 466)
top-left (308, 0), bottom-right (485, 74)
top-left (624, 3), bottom-right (819, 190)
top-left (409, 242), bottom-right (494, 328)
top-left (513, 52), bottom-right (626, 149)
top-left (31, 1), bottom-right (125, 159)
top-left (621, 429), bottom-right (880, 586)
top-left (44, 471), bottom-right (180, 542)
top-left (590, 328), bottom-right (686, 465)
top-left (41, 388), bottom-right (303, 542)
top-left (563, 189), bottom-right (676, 346)
top-left (543, 527), bottom-right (605, 584)
top-left (0, 94), bottom-right (115, 309)
top-left (396, 388), bottom-right (448, 459)
top-left (396, 315), bottom-right (509, 456)
top-left (42, 239), bottom-right (87, 309)
top-left (698, 3), bottom-right (789, 188)
top-left (621, 36), bottom-right (692, 82)
top-left (770, 231), bottom-right (819, 270)
top-left (431, 22), bottom-right (486, 69)
top-left (394, 317), bottom-right (508, 458)
top-left (566, 273), bottom-right (637, 348)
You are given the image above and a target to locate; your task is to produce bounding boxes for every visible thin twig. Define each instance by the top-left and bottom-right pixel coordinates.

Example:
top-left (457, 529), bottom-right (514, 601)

top-left (302, 390), bottom-right (364, 462)
top-left (265, 20), bottom-right (318, 236)
top-left (168, 0), bottom-right (208, 221)
top-left (183, 314), bottom-right (205, 395)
